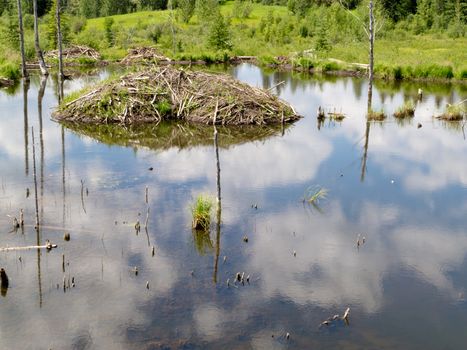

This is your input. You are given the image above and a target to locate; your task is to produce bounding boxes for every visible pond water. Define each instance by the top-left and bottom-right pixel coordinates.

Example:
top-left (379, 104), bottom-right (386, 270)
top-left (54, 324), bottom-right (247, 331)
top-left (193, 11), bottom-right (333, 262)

top-left (0, 64), bottom-right (466, 350)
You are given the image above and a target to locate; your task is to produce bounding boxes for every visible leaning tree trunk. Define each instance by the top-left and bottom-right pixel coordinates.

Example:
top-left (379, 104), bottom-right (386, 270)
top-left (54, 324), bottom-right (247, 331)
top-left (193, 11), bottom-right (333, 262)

top-left (33, 0), bottom-right (48, 76)
top-left (17, 0), bottom-right (28, 79)
top-left (56, 0), bottom-right (64, 82)
top-left (367, 0), bottom-right (374, 111)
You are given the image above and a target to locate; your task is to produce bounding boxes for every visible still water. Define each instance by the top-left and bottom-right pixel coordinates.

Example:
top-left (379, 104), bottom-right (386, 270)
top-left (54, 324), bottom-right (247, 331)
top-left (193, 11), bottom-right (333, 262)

top-left (0, 64), bottom-right (466, 349)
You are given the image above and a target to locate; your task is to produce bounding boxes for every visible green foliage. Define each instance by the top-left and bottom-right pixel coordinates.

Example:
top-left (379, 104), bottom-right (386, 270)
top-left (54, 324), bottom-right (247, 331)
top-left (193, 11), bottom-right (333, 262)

top-left (146, 23), bottom-right (165, 43)
top-left (314, 20), bottom-right (330, 53)
top-left (70, 16), bottom-right (87, 34)
top-left (23, 14), bottom-right (35, 30)
top-left (233, 0), bottom-right (253, 18)
top-left (196, 0), bottom-right (219, 23)
top-left (177, 0), bottom-right (196, 23)
top-left (2, 5), bottom-right (19, 49)
top-left (155, 99), bottom-right (172, 115)
top-left (104, 17), bottom-right (115, 46)
top-left (191, 195), bottom-right (213, 231)
top-left (46, 1), bottom-right (71, 50)
top-left (207, 13), bottom-right (232, 50)
top-left (0, 61), bottom-right (20, 80)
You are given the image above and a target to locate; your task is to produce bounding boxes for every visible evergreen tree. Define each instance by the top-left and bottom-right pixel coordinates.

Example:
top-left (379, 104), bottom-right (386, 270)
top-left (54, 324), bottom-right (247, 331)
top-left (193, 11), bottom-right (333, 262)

top-left (207, 13), bottom-right (232, 49)
top-left (380, 0), bottom-right (418, 22)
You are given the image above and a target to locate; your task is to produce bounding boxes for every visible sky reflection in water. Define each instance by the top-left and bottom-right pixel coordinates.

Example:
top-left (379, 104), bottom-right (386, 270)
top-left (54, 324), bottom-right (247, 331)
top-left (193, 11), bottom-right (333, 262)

top-left (0, 64), bottom-right (466, 349)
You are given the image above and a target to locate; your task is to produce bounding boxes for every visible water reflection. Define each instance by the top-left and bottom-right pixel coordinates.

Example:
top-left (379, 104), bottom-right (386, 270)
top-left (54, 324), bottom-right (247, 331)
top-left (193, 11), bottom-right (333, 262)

top-left (0, 65), bottom-right (466, 349)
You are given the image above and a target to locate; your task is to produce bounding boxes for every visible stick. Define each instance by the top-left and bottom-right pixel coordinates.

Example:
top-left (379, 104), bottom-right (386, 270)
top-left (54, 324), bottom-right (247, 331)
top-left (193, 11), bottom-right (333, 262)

top-left (267, 81), bottom-right (285, 92)
top-left (32, 127), bottom-right (39, 231)
top-left (0, 242), bottom-right (57, 252)
top-left (145, 207), bottom-right (149, 230)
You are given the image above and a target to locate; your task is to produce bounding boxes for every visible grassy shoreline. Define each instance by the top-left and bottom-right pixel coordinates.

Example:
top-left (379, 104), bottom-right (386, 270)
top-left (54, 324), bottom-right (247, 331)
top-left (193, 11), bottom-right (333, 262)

top-left (1, 2), bottom-right (466, 83)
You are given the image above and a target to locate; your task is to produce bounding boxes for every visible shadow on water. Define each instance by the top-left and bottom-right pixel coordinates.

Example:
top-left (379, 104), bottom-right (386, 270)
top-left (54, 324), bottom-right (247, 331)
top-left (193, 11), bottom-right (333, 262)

top-left (60, 121), bottom-right (292, 150)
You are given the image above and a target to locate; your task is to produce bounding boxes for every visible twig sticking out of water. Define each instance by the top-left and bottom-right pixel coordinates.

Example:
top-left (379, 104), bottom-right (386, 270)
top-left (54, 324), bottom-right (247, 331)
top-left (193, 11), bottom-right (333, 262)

top-left (145, 207), bottom-right (149, 231)
top-left (80, 179), bottom-right (86, 214)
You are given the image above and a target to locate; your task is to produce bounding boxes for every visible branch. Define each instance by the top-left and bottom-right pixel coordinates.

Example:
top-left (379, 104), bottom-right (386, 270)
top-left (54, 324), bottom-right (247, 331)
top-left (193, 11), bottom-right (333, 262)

top-left (339, 0), bottom-right (370, 38)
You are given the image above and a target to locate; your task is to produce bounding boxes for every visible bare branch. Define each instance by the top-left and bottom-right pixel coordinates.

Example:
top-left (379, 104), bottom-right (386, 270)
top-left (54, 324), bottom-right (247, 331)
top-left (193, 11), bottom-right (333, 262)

top-left (338, 0), bottom-right (370, 38)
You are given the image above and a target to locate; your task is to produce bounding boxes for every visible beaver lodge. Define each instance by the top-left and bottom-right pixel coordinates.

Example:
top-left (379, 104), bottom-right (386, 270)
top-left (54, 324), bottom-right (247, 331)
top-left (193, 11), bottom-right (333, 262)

top-left (53, 66), bottom-right (301, 125)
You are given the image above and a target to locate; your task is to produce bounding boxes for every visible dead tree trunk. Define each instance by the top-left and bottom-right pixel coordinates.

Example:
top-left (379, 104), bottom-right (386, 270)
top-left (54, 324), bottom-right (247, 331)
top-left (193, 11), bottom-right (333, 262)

top-left (56, 0), bottom-right (64, 82)
top-left (33, 0), bottom-right (48, 76)
top-left (17, 0), bottom-right (28, 79)
top-left (367, 0), bottom-right (375, 111)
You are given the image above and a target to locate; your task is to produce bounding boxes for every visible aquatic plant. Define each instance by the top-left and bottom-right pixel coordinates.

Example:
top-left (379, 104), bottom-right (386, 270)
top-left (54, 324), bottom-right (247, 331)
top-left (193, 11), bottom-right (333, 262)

top-left (192, 195), bottom-right (213, 231)
top-left (394, 101), bottom-right (415, 118)
top-left (437, 104), bottom-right (466, 121)
top-left (367, 108), bottom-right (386, 121)
top-left (303, 186), bottom-right (328, 204)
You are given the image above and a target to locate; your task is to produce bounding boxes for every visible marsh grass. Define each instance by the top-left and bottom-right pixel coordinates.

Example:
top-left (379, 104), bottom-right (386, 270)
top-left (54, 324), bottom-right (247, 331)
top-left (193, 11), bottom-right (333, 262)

top-left (437, 104), bottom-right (466, 121)
top-left (367, 109), bottom-right (387, 121)
top-left (192, 195), bottom-right (213, 231)
top-left (394, 101), bottom-right (415, 118)
top-left (303, 186), bottom-right (328, 205)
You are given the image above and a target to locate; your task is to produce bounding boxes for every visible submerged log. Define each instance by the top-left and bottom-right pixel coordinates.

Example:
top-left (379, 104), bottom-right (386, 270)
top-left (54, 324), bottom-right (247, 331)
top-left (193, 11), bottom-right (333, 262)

top-left (53, 66), bottom-right (301, 126)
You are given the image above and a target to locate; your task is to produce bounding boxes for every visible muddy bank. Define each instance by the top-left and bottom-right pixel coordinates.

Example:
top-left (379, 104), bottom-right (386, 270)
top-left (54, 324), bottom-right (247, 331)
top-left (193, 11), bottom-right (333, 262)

top-left (53, 65), bottom-right (300, 125)
top-left (0, 77), bottom-right (14, 87)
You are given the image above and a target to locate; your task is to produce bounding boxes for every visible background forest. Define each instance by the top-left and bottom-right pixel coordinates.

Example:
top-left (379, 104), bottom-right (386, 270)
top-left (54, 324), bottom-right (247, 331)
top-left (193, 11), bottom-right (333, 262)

top-left (0, 0), bottom-right (466, 80)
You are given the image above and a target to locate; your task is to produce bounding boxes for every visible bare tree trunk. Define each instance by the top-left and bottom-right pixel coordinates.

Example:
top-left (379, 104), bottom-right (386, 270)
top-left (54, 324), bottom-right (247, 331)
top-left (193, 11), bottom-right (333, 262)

top-left (213, 126), bottom-right (221, 284)
top-left (367, 0), bottom-right (374, 111)
top-left (56, 0), bottom-right (64, 82)
top-left (33, 0), bottom-right (48, 76)
top-left (17, 0), bottom-right (28, 79)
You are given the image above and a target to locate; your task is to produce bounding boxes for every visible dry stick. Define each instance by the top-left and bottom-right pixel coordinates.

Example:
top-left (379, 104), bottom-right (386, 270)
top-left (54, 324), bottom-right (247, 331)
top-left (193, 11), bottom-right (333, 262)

top-left (32, 127), bottom-right (39, 231)
top-left (267, 81), bottom-right (285, 92)
top-left (145, 207), bottom-right (150, 231)
top-left (80, 179), bottom-right (86, 213)
top-left (0, 243), bottom-right (57, 252)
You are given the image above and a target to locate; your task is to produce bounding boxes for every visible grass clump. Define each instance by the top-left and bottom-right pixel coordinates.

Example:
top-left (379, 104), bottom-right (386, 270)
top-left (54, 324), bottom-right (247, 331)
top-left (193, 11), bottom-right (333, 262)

top-left (302, 186), bottom-right (328, 204)
top-left (0, 61), bottom-right (20, 81)
top-left (367, 108), bottom-right (387, 121)
top-left (192, 195), bottom-right (213, 231)
top-left (394, 101), bottom-right (415, 118)
top-left (437, 104), bottom-right (466, 121)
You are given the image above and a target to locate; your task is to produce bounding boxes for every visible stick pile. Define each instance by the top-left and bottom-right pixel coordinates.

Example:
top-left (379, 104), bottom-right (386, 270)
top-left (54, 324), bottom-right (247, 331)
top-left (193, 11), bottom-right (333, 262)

top-left (45, 45), bottom-right (101, 60)
top-left (54, 66), bottom-right (301, 126)
top-left (120, 47), bottom-right (170, 65)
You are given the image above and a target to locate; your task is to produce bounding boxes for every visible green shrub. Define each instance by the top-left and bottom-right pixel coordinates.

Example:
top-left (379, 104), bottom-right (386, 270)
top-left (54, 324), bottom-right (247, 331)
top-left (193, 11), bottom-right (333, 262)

top-left (0, 62), bottom-right (20, 80)
top-left (321, 61), bottom-right (339, 72)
